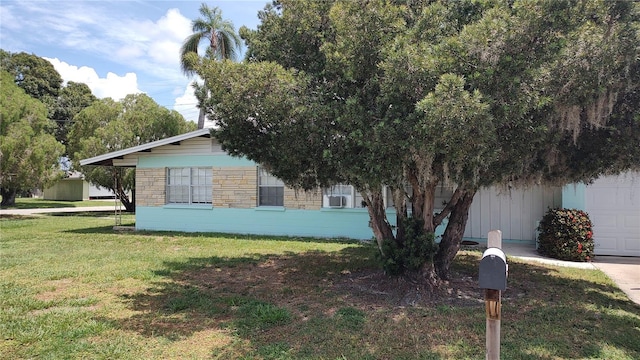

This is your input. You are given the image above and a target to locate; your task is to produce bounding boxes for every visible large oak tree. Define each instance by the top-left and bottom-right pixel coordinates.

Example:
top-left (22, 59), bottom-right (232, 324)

top-left (196, 0), bottom-right (639, 284)
top-left (0, 71), bottom-right (64, 206)
top-left (50, 81), bottom-right (97, 149)
top-left (1, 50), bottom-right (97, 150)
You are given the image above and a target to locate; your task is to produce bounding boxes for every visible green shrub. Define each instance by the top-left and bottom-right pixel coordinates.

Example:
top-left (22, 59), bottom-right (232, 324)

top-left (377, 217), bottom-right (438, 275)
top-left (537, 208), bottom-right (594, 262)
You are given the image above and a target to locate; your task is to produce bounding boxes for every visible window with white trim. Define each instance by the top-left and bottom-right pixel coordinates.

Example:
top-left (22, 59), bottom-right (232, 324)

top-left (166, 167), bottom-right (212, 205)
top-left (323, 184), bottom-right (366, 208)
top-left (258, 167), bottom-right (284, 206)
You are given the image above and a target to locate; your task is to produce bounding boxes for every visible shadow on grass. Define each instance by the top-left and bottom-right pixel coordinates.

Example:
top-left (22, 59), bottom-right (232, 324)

top-left (65, 225), bottom-right (364, 245)
top-left (1, 211), bottom-right (121, 222)
top-left (114, 247), bottom-right (389, 358)
top-left (0, 201), bottom-right (77, 210)
top-left (111, 247), bottom-right (640, 359)
top-left (48, 212), bottom-right (121, 217)
top-left (0, 214), bottom-right (40, 220)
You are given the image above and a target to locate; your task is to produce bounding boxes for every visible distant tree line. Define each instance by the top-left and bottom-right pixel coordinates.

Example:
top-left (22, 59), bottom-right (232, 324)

top-left (0, 50), bottom-right (195, 208)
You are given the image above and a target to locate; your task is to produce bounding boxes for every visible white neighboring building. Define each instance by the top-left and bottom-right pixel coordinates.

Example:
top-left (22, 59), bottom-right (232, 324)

top-left (43, 172), bottom-right (116, 200)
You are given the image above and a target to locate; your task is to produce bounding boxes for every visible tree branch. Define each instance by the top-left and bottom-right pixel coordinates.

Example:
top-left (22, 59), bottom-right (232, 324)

top-left (434, 187), bottom-right (463, 227)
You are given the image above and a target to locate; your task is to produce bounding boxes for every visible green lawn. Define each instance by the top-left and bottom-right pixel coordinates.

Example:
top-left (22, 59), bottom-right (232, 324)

top-left (1, 197), bottom-right (116, 210)
top-left (1, 213), bottom-right (639, 359)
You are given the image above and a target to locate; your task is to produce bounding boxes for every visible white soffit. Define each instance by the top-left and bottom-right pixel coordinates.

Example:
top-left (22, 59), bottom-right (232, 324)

top-left (79, 129), bottom-right (211, 167)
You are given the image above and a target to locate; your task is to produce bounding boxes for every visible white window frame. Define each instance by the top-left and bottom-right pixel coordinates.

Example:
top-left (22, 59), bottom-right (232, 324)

top-left (323, 184), bottom-right (366, 209)
top-left (166, 167), bottom-right (212, 205)
top-left (323, 185), bottom-right (403, 209)
top-left (258, 167), bottom-right (284, 207)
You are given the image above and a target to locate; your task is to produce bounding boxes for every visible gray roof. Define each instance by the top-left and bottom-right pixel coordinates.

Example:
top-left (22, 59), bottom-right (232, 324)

top-left (80, 129), bottom-right (211, 166)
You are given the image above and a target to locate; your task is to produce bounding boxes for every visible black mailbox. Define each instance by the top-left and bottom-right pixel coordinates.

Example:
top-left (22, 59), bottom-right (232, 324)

top-left (479, 247), bottom-right (507, 291)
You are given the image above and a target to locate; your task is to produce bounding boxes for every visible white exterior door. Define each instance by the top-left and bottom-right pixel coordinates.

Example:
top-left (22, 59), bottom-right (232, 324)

top-left (585, 172), bottom-right (640, 256)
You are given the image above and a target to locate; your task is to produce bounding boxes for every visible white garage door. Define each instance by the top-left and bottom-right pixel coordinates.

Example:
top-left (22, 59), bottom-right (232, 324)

top-left (585, 172), bottom-right (640, 256)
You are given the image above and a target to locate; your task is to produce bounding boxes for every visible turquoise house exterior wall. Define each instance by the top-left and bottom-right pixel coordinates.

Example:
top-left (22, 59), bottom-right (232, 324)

top-left (136, 206), bottom-right (448, 240)
top-left (134, 153), bottom-right (398, 240)
top-left (136, 206), bottom-right (377, 239)
top-left (133, 152), bottom-right (451, 240)
top-left (131, 153), bottom-right (448, 240)
top-left (561, 183), bottom-right (587, 210)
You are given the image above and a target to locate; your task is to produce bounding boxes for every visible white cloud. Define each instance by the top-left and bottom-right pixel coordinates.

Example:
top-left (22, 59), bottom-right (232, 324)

top-left (0, 5), bottom-right (20, 31)
top-left (45, 57), bottom-right (142, 101)
top-left (148, 40), bottom-right (182, 65)
top-left (173, 82), bottom-right (200, 124)
top-left (6, 2), bottom-right (192, 82)
top-left (109, 7), bottom-right (192, 75)
top-left (3, 1), bottom-right (99, 50)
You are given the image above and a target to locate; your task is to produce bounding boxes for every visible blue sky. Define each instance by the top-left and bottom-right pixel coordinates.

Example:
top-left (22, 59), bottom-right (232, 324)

top-left (0, 0), bottom-right (270, 124)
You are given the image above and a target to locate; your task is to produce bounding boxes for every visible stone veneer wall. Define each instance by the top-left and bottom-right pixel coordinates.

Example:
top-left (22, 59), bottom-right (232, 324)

top-left (213, 167), bottom-right (257, 208)
top-left (284, 187), bottom-right (322, 210)
top-left (138, 166), bottom-right (323, 210)
top-left (136, 168), bottom-right (166, 207)
top-left (213, 166), bottom-right (322, 209)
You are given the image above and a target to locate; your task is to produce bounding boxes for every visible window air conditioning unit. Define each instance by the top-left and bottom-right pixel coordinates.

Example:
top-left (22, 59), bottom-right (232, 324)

top-left (328, 195), bottom-right (346, 208)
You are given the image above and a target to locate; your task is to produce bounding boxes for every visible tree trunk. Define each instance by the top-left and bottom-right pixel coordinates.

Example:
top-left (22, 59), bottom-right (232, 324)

top-left (197, 107), bottom-right (206, 129)
top-left (419, 261), bottom-right (442, 288)
top-left (118, 191), bottom-right (136, 213)
top-left (116, 183), bottom-right (135, 212)
top-left (365, 190), bottom-right (395, 252)
top-left (113, 167), bottom-right (135, 213)
top-left (407, 171), bottom-right (424, 221)
top-left (392, 187), bottom-right (407, 243)
top-left (0, 187), bottom-right (17, 207)
top-left (434, 189), bottom-right (476, 279)
top-left (406, 170), bottom-right (437, 233)
top-left (434, 187), bottom-right (462, 227)
top-left (401, 260), bottom-right (442, 292)
top-left (422, 181), bottom-right (436, 233)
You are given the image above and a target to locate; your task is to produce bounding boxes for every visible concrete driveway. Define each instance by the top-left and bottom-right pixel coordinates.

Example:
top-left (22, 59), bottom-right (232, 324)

top-left (592, 257), bottom-right (640, 306)
top-left (503, 242), bottom-right (640, 305)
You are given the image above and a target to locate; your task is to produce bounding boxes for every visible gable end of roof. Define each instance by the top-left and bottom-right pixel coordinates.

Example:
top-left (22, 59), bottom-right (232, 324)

top-left (80, 129), bottom-right (212, 167)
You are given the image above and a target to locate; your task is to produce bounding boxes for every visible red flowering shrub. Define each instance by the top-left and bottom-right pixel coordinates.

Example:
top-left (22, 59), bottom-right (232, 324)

top-left (537, 208), bottom-right (594, 262)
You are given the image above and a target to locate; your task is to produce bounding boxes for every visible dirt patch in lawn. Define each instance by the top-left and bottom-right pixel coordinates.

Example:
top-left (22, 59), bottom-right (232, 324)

top-left (173, 250), bottom-right (485, 313)
top-left (119, 248), bottom-right (492, 347)
top-left (334, 269), bottom-right (484, 308)
top-left (35, 278), bottom-right (76, 301)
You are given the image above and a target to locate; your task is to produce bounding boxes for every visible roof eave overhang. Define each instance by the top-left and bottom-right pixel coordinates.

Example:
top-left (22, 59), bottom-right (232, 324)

top-left (79, 129), bottom-right (211, 167)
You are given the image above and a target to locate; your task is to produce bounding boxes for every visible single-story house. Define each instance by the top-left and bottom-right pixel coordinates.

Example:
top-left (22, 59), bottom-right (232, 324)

top-left (81, 129), bottom-right (639, 257)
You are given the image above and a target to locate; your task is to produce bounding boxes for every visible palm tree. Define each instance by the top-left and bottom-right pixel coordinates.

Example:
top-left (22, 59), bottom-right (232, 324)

top-left (180, 3), bottom-right (241, 129)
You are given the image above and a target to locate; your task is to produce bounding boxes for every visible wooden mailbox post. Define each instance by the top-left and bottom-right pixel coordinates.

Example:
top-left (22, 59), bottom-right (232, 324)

top-left (479, 230), bottom-right (507, 360)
